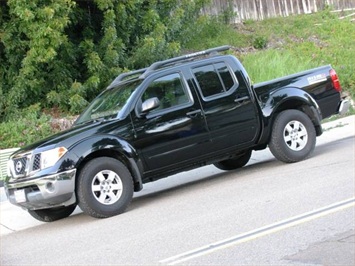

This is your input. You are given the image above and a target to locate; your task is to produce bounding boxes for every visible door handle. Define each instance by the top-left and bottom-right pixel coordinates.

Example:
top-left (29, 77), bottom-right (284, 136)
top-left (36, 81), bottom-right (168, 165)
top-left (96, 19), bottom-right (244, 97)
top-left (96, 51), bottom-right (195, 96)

top-left (186, 109), bottom-right (202, 117)
top-left (234, 96), bottom-right (249, 103)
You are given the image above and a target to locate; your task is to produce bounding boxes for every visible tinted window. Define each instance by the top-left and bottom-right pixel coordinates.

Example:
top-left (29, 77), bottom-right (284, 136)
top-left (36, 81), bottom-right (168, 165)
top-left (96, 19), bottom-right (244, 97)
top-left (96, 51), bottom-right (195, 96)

top-left (216, 62), bottom-right (234, 90)
top-left (142, 73), bottom-right (189, 113)
top-left (75, 79), bottom-right (142, 125)
top-left (192, 62), bottom-right (237, 99)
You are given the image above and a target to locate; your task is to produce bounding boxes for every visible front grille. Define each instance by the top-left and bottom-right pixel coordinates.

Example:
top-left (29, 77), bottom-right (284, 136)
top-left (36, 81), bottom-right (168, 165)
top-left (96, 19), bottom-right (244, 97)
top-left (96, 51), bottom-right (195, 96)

top-left (13, 157), bottom-right (27, 176)
top-left (10, 152), bottom-right (45, 178)
top-left (32, 154), bottom-right (41, 171)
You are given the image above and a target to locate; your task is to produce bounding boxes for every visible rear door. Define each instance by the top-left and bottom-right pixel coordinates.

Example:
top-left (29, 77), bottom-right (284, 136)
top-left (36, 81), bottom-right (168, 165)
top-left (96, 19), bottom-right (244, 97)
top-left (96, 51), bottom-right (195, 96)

top-left (131, 71), bottom-right (210, 173)
top-left (191, 60), bottom-right (259, 151)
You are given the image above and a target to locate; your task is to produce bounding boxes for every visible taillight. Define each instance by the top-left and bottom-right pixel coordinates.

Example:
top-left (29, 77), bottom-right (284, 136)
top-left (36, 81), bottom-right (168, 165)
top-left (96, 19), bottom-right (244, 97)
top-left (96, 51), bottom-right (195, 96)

top-left (330, 69), bottom-right (341, 92)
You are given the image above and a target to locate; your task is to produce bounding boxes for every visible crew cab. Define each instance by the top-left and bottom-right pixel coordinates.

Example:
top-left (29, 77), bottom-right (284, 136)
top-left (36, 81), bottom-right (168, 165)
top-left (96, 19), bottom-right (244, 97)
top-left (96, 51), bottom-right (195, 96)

top-left (5, 46), bottom-right (349, 222)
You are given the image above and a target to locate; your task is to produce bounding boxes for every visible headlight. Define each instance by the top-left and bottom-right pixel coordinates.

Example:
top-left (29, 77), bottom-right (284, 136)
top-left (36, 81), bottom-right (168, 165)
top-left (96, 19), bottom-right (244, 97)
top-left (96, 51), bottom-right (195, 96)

top-left (40, 147), bottom-right (67, 170)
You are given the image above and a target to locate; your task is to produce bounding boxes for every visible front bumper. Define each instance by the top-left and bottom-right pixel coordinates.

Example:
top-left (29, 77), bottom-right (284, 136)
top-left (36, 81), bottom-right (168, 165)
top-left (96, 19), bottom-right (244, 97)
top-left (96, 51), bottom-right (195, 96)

top-left (5, 169), bottom-right (76, 210)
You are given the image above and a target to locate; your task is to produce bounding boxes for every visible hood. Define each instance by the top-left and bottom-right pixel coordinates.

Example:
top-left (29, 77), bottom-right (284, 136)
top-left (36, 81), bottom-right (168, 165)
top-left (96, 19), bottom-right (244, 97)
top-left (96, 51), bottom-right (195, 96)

top-left (12, 118), bottom-right (130, 156)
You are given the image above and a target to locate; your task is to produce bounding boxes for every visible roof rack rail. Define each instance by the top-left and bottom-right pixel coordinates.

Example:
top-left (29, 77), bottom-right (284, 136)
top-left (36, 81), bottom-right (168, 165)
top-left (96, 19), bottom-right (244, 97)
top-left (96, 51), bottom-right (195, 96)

top-left (114, 67), bottom-right (148, 83)
top-left (140, 45), bottom-right (230, 78)
top-left (112, 45), bottom-right (230, 84)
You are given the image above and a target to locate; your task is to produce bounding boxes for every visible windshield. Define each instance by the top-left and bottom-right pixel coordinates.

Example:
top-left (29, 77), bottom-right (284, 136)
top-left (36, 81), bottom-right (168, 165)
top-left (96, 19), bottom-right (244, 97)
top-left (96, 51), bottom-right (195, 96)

top-left (75, 80), bottom-right (142, 125)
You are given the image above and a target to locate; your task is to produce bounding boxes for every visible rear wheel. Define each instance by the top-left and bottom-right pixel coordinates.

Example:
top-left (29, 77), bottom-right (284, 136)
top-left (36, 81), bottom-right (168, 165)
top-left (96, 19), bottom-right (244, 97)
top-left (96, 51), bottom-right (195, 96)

top-left (214, 150), bottom-right (252, 170)
top-left (28, 204), bottom-right (77, 222)
top-left (77, 157), bottom-right (134, 218)
top-left (269, 110), bottom-right (316, 163)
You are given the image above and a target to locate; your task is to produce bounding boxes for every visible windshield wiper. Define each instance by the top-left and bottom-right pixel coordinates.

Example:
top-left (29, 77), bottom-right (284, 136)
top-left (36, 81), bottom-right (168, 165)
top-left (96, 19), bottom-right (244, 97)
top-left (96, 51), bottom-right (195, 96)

top-left (74, 117), bottom-right (106, 127)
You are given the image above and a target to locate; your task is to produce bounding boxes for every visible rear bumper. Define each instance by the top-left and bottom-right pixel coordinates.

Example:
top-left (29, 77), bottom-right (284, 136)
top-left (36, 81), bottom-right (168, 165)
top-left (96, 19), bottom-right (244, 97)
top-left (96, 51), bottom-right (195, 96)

top-left (337, 99), bottom-right (350, 116)
top-left (5, 169), bottom-right (76, 210)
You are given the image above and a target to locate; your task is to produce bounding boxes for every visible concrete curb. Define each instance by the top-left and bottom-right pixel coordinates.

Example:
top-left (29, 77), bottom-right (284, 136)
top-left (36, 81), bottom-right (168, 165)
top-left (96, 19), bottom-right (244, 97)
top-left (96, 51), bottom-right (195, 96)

top-left (0, 186), bottom-right (7, 202)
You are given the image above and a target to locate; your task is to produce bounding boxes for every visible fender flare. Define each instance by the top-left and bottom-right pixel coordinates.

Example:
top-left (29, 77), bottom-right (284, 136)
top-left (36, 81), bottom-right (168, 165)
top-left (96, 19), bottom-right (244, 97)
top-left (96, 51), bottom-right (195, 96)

top-left (258, 87), bottom-right (323, 145)
top-left (70, 135), bottom-right (144, 192)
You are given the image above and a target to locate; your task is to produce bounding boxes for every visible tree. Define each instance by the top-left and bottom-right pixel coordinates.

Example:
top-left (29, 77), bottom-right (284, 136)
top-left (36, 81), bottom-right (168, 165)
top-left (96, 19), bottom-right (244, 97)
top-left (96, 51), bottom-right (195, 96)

top-left (0, 0), bottom-right (208, 120)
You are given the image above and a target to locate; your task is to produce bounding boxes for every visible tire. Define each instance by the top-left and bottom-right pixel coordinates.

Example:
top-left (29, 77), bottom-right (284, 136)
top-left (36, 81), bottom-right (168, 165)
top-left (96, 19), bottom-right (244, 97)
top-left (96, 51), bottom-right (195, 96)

top-left (269, 110), bottom-right (316, 163)
top-left (214, 150), bottom-right (252, 170)
top-left (28, 204), bottom-right (77, 222)
top-left (76, 157), bottom-right (134, 218)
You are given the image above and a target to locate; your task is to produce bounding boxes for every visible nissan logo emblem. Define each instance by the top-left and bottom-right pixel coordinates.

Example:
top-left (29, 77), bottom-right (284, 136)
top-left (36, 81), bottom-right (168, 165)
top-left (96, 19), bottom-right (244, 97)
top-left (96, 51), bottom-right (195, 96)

top-left (15, 161), bottom-right (23, 173)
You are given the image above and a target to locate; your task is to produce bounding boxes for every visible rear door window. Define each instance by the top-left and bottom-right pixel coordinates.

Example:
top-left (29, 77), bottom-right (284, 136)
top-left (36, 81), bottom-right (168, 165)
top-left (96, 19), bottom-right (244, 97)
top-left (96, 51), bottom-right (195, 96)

top-left (192, 62), bottom-right (238, 100)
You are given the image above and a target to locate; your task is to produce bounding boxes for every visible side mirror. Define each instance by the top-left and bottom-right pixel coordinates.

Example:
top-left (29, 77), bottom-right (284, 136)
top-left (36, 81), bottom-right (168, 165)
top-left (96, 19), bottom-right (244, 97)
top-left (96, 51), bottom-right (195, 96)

top-left (141, 97), bottom-right (160, 115)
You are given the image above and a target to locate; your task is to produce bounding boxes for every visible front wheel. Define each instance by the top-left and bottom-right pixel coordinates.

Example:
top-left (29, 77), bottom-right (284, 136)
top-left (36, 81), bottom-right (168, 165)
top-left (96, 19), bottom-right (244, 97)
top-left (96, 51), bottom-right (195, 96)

top-left (28, 204), bottom-right (77, 222)
top-left (76, 157), bottom-right (134, 218)
top-left (269, 110), bottom-right (316, 163)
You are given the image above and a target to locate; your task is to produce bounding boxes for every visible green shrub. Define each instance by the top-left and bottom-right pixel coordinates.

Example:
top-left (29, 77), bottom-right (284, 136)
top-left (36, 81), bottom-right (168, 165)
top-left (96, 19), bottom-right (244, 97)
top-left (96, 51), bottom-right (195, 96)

top-left (69, 94), bottom-right (88, 114)
top-left (182, 15), bottom-right (249, 50)
top-left (253, 36), bottom-right (268, 49)
top-left (0, 105), bottom-right (60, 149)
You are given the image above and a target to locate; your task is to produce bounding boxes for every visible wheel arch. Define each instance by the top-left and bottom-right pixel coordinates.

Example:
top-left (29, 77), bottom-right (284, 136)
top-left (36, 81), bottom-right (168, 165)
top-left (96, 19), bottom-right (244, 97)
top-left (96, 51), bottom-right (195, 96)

top-left (71, 136), bottom-right (144, 192)
top-left (258, 87), bottom-right (323, 145)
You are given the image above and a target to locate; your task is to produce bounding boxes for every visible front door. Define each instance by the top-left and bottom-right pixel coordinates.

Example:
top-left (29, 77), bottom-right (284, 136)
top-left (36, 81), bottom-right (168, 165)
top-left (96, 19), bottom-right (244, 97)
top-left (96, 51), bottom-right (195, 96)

top-left (131, 72), bottom-right (209, 174)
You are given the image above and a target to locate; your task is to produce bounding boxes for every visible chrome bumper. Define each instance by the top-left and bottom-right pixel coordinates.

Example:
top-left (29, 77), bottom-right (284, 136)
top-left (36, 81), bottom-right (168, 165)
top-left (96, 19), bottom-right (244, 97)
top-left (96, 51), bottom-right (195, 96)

top-left (5, 169), bottom-right (76, 210)
top-left (338, 99), bottom-right (350, 116)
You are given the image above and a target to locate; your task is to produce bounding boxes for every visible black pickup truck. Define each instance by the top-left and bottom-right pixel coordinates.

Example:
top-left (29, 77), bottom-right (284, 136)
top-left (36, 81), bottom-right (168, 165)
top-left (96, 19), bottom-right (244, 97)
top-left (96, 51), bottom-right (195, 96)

top-left (5, 46), bottom-right (349, 222)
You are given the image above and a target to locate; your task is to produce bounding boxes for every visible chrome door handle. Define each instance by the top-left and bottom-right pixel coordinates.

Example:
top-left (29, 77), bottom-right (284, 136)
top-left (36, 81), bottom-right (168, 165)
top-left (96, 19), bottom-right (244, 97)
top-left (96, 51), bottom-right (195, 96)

top-left (234, 96), bottom-right (249, 103)
top-left (186, 109), bottom-right (202, 117)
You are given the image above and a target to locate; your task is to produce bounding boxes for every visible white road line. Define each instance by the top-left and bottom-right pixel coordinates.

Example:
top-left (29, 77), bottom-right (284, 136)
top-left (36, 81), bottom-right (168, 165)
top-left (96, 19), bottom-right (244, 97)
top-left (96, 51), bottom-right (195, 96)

top-left (160, 198), bottom-right (355, 265)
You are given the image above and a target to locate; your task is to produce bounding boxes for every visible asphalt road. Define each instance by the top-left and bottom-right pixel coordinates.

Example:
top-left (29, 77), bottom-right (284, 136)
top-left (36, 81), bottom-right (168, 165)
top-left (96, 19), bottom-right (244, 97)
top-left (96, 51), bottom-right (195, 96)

top-left (1, 116), bottom-right (354, 265)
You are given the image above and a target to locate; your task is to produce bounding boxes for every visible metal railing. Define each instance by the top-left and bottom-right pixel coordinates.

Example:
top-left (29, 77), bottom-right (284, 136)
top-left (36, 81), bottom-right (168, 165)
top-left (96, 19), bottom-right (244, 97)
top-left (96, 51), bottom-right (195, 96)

top-left (0, 148), bottom-right (19, 180)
